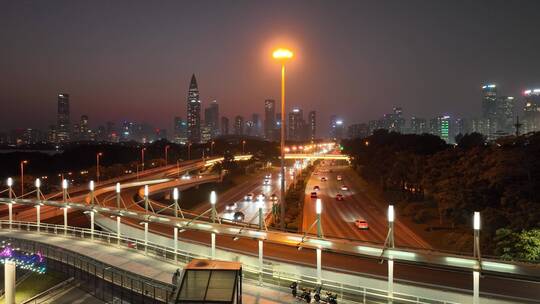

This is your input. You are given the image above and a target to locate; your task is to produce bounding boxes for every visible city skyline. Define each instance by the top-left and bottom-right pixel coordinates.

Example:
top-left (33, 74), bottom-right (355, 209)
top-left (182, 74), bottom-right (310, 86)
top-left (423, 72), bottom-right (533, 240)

top-left (2, 1), bottom-right (540, 134)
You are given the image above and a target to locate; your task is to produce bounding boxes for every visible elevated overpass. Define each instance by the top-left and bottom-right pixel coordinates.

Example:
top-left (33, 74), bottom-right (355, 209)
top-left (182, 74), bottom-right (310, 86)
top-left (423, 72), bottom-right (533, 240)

top-left (284, 153), bottom-right (350, 161)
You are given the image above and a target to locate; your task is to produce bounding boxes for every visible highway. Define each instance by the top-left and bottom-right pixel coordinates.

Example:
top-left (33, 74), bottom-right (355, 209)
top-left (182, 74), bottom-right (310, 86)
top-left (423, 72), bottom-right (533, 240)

top-left (302, 162), bottom-right (431, 249)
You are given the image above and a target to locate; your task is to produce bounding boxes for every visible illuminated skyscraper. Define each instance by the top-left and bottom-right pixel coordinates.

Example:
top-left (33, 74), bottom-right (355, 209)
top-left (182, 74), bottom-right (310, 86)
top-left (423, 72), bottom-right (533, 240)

top-left (234, 115), bottom-right (244, 135)
top-left (221, 116), bottom-right (229, 136)
top-left (186, 74), bottom-right (201, 143)
top-left (308, 111), bottom-right (316, 141)
top-left (204, 100), bottom-right (219, 139)
top-left (330, 115), bottom-right (344, 140)
top-left (264, 99), bottom-right (276, 140)
top-left (481, 84), bottom-right (498, 138)
top-left (522, 89), bottom-right (540, 133)
top-left (288, 107), bottom-right (304, 141)
top-left (56, 93), bottom-right (70, 143)
top-left (430, 115), bottom-right (451, 143)
top-left (173, 117), bottom-right (188, 144)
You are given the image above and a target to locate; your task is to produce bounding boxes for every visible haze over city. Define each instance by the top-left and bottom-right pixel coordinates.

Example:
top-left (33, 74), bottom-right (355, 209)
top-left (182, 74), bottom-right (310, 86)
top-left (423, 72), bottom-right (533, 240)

top-left (2, 0), bottom-right (540, 135)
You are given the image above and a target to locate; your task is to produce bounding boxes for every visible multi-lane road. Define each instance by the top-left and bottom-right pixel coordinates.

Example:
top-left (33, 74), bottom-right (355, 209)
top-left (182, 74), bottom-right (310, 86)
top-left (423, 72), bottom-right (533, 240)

top-left (302, 162), bottom-right (431, 249)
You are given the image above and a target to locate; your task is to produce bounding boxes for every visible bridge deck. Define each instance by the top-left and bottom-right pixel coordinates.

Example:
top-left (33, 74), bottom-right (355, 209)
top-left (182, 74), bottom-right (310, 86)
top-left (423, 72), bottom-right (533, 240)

top-left (0, 229), bottom-right (302, 304)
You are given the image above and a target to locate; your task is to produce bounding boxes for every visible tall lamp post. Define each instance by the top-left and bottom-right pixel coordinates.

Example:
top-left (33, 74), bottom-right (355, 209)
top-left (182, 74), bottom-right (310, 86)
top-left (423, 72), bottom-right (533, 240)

top-left (141, 147), bottom-right (146, 172)
top-left (273, 47), bottom-right (294, 230)
top-left (96, 152), bottom-right (103, 184)
top-left (242, 140), bottom-right (246, 154)
top-left (473, 211), bottom-right (481, 304)
top-left (210, 141), bottom-right (215, 156)
top-left (187, 143), bottom-right (192, 160)
top-left (20, 160), bottom-right (28, 197)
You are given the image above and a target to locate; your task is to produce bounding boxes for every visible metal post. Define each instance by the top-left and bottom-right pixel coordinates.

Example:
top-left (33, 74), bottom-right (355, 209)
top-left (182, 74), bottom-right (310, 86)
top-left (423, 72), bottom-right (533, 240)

top-left (144, 222), bottom-right (148, 254)
top-left (388, 260), bottom-right (394, 300)
top-left (8, 203), bottom-right (12, 230)
top-left (116, 183), bottom-right (121, 209)
top-left (63, 207), bottom-right (68, 235)
top-left (316, 199), bottom-right (322, 238)
top-left (473, 271), bottom-right (480, 304)
top-left (258, 240), bottom-right (263, 286)
top-left (117, 216), bottom-right (121, 245)
top-left (279, 63), bottom-right (286, 230)
top-left (144, 185), bottom-right (149, 213)
top-left (210, 191), bottom-right (217, 223)
top-left (90, 211), bottom-right (95, 240)
top-left (316, 248), bottom-right (322, 284)
top-left (174, 227), bottom-right (178, 262)
top-left (211, 233), bottom-right (216, 259)
top-left (4, 260), bottom-right (16, 304)
top-left (36, 204), bottom-right (40, 233)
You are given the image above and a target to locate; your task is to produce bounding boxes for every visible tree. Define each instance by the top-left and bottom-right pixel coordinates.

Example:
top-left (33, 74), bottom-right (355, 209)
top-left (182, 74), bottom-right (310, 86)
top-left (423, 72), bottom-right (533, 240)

top-left (456, 132), bottom-right (485, 150)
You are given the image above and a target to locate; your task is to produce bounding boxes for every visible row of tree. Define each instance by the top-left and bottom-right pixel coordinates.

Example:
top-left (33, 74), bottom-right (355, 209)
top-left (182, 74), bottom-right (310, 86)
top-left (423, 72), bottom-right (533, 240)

top-left (343, 130), bottom-right (540, 261)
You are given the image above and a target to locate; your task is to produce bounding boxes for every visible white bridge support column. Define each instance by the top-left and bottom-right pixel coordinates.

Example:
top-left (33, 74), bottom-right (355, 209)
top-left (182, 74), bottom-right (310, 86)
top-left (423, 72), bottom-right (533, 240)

top-left (144, 222), bottom-right (148, 254)
top-left (174, 227), bottom-right (178, 262)
top-left (8, 203), bottom-right (12, 230)
top-left (316, 248), bottom-right (322, 284)
top-left (90, 212), bottom-right (95, 240)
top-left (211, 233), bottom-right (216, 259)
top-left (258, 240), bottom-right (263, 285)
top-left (116, 216), bottom-right (121, 245)
top-left (63, 207), bottom-right (68, 235)
top-left (388, 259), bottom-right (394, 300)
top-left (4, 260), bottom-right (16, 304)
top-left (473, 271), bottom-right (480, 304)
top-left (36, 205), bottom-right (41, 233)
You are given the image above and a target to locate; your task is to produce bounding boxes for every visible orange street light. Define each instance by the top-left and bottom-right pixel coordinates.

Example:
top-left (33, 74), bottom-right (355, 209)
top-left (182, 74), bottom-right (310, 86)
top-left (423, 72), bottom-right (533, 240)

top-left (272, 48), bottom-right (294, 60)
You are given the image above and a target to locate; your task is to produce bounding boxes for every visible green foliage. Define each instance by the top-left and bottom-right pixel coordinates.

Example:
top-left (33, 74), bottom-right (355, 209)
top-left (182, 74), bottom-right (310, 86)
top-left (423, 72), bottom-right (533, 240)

top-left (495, 228), bottom-right (540, 262)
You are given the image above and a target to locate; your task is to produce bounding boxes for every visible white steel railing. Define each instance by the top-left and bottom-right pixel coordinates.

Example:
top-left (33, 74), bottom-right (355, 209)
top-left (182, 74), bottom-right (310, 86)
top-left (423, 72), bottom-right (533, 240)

top-left (0, 220), bottom-right (461, 304)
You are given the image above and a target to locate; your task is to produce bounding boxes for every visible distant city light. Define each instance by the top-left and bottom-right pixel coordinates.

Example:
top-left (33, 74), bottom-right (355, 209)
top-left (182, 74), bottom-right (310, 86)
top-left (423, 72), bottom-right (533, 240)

top-left (336, 120), bottom-right (343, 125)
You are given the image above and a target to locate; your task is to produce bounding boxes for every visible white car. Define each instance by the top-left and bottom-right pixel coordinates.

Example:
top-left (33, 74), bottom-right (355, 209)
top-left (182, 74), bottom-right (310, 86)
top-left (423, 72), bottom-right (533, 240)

top-left (263, 179), bottom-right (271, 185)
top-left (337, 175), bottom-right (342, 181)
top-left (225, 203), bottom-right (238, 211)
top-left (244, 193), bottom-right (254, 201)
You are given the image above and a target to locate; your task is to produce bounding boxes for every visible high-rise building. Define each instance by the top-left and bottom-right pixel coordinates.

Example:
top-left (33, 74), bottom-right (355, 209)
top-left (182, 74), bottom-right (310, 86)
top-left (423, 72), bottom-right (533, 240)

top-left (481, 84), bottom-right (498, 138)
top-left (264, 99), bottom-right (276, 140)
top-left (56, 93), bottom-right (70, 143)
top-left (330, 115), bottom-right (344, 140)
top-left (186, 74), bottom-right (201, 143)
top-left (79, 115), bottom-right (89, 141)
top-left (410, 117), bottom-right (428, 134)
top-left (251, 113), bottom-right (261, 137)
top-left (497, 96), bottom-right (515, 134)
top-left (173, 117), bottom-right (188, 144)
top-left (204, 100), bottom-right (219, 138)
top-left (221, 116), bottom-right (229, 136)
top-left (308, 111), bottom-right (316, 141)
top-left (288, 107), bottom-right (304, 141)
top-left (347, 123), bottom-right (369, 139)
top-left (234, 115), bottom-right (244, 135)
top-left (522, 89), bottom-right (540, 134)
top-left (430, 115), bottom-right (451, 143)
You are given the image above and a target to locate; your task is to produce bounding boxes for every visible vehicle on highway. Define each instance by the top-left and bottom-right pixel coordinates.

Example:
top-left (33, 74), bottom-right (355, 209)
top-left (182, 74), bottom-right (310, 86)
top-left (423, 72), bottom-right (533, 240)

top-left (233, 211), bottom-right (245, 222)
top-left (320, 177), bottom-right (327, 182)
top-left (355, 218), bottom-right (369, 230)
top-left (310, 191), bottom-right (318, 198)
top-left (225, 203), bottom-right (238, 211)
top-left (265, 174), bottom-right (272, 179)
top-left (270, 194), bottom-right (278, 201)
top-left (341, 185), bottom-right (349, 191)
top-left (244, 193), bottom-right (254, 201)
top-left (263, 178), bottom-right (271, 185)
top-left (313, 185), bottom-right (320, 191)
top-left (258, 193), bottom-right (266, 200)
top-left (335, 193), bottom-right (344, 201)
top-left (337, 175), bottom-right (342, 181)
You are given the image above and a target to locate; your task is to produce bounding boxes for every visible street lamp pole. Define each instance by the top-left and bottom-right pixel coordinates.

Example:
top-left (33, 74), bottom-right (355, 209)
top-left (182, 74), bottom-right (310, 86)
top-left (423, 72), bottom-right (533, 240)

top-left (96, 152), bottom-right (103, 184)
top-left (210, 141), bottom-right (215, 156)
top-left (188, 143), bottom-right (192, 160)
top-left (387, 205), bottom-right (395, 300)
top-left (141, 148), bottom-right (146, 172)
top-left (273, 48), bottom-right (293, 231)
top-left (116, 182), bottom-right (121, 209)
top-left (473, 211), bottom-right (481, 304)
top-left (242, 140), bottom-right (246, 154)
top-left (89, 180), bottom-right (95, 207)
top-left (20, 160), bottom-right (28, 197)
top-left (165, 145), bottom-right (170, 166)
top-left (7, 178), bottom-right (13, 229)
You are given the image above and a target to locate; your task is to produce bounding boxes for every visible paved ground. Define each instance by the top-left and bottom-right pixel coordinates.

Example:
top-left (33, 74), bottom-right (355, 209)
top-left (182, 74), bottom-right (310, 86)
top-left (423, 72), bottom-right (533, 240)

top-left (0, 230), bottom-right (302, 304)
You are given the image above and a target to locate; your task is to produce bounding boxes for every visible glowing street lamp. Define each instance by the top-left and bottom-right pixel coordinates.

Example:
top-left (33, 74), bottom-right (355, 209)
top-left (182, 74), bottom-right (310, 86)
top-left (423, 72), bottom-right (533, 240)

top-left (242, 140), bottom-right (246, 154)
top-left (116, 182), bottom-right (121, 209)
top-left (316, 198), bottom-right (323, 238)
top-left (273, 47), bottom-right (294, 230)
top-left (144, 185), bottom-right (149, 213)
top-left (7, 177), bottom-right (13, 200)
top-left (173, 187), bottom-right (182, 218)
top-left (210, 190), bottom-right (217, 223)
top-left (35, 178), bottom-right (41, 200)
top-left (89, 180), bottom-right (95, 206)
top-left (20, 160), bottom-right (28, 197)
top-left (473, 211), bottom-right (481, 304)
top-left (62, 179), bottom-right (68, 202)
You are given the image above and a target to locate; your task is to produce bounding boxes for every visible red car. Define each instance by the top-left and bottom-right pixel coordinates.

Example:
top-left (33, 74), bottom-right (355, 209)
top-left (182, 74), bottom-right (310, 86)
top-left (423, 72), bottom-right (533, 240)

top-left (335, 193), bottom-right (344, 201)
top-left (310, 192), bottom-right (318, 198)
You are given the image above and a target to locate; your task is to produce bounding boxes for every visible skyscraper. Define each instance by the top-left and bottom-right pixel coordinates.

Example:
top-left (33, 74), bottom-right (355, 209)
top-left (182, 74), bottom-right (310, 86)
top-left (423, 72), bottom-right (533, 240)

top-left (204, 100), bottom-right (219, 138)
top-left (430, 115), bottom-right (451, 143)
top-left (173, 116), bottom-right (188, 144)
top-left (308, 111), bottom-right (316, 141)
top-left (288, 107), bottom-right (304, 141)
top-left (187, 74), bottom-right (201, 143)
top-left (481, 84), bottom-right (498, 138)
top-left (234, 115), bottom-right (244, 135)
top-left (497, 96), bottom-right (515, 134)
top-left (221, 116), bottom-right (229, 136)
top-left (522, 89), bottom-right (540, 134)
top-left (79, 115), bottom-right (89, 141)
top-left (264, 99), bottom-right (276, 140)
top-left (56, 93), bottom-right (70, 143)
top-left (251, 113), bottom-right (261, 137)
top-left (330, 115), bottom-right (344, 140)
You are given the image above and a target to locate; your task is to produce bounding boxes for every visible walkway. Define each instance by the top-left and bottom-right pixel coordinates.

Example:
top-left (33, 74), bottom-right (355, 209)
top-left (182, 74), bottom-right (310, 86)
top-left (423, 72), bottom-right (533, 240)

top-left (0, 230), bottom-right (303, 304)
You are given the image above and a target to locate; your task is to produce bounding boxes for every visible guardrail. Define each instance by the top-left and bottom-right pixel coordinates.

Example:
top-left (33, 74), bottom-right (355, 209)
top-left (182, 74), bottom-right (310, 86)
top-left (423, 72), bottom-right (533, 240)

top-left (0, 220), bottom-right (460, 304)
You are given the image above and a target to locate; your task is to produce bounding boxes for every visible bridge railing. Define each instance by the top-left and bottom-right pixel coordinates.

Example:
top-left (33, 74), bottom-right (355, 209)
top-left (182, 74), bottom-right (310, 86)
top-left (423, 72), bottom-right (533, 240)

top-left (0, 220), bottom-right (461, 304)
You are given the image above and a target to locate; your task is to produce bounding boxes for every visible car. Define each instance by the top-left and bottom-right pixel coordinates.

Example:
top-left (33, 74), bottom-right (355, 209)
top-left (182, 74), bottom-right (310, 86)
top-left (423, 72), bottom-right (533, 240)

top-left (225, 203), bottom-right (238, 211)
top-left (233, 211), bottom-right (245, 222)
top-left (335, 193), bottom-right (344, 201)
top-left (258, 193), bottom-right (266, 200)
top-left (263, 179), bottom-right (271, 185)
top-left (244, 193), bottom-right (254, 201)
top-left (310, 192), bottom-right (318, 198)
top-left (341, 185), bottom-right (349, 191)
top-left (337, 175), bottom-right (342, 181)
top-left (313, 185), bottom-right (320, 191)
top-left (320, 177), bottom-right (327, 182)
top-left (355, 218), bottom-right (369, 229)
top-left (270, 194), bottom-right (278, 201)
top-left (265, 174), bottom-right (272, 179)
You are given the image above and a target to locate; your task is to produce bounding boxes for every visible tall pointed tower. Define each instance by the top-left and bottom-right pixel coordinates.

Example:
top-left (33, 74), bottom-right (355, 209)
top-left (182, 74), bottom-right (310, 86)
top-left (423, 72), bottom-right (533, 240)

top-left (187, 74), bottom-right (201, 143)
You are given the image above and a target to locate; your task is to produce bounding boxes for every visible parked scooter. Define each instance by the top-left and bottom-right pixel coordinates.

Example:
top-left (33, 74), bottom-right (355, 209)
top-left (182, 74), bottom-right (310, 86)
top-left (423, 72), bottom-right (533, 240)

top-left (313, 285), bottom-right (338, 304)
top-left (290, 282), bottom-right (313, 302)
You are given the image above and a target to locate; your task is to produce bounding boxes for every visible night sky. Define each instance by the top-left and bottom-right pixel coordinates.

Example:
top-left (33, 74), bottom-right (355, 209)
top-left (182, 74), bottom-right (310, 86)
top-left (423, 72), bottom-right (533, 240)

top-left (2, 0), bottom-right (540, 135)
